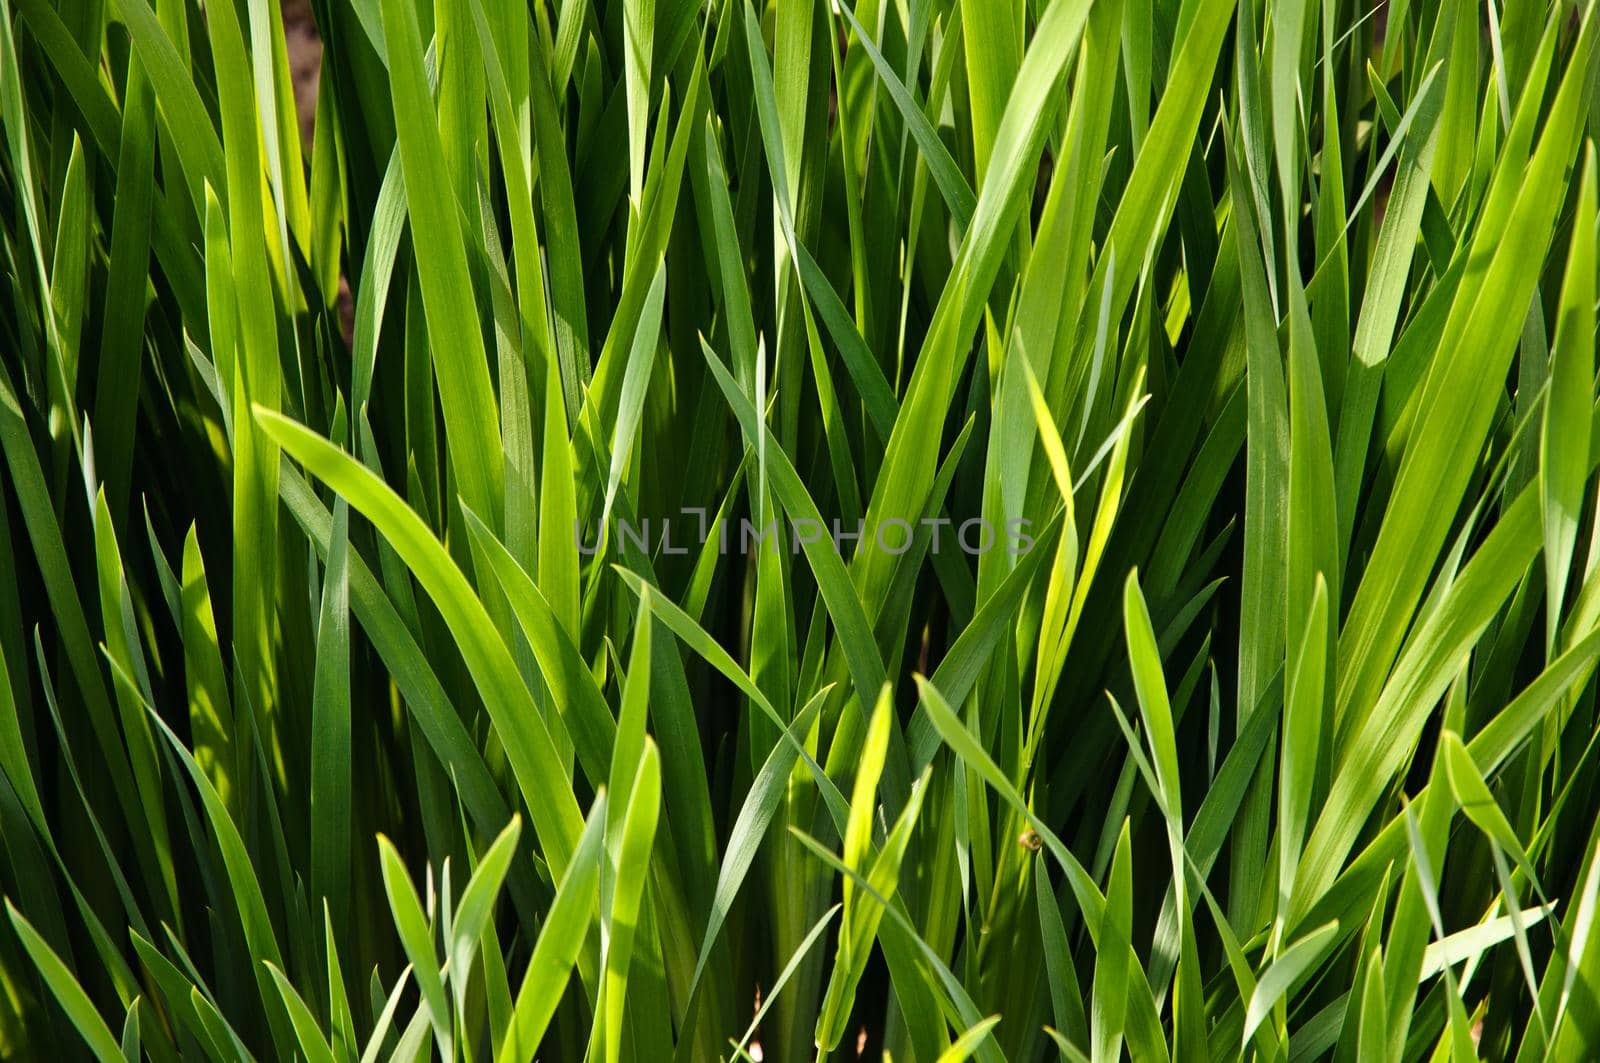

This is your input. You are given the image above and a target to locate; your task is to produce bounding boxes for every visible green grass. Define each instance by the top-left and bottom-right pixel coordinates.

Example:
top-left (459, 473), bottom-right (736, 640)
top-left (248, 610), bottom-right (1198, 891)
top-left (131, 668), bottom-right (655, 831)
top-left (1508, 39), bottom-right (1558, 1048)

top-left (2, 0), bottom-right (1600, 1058)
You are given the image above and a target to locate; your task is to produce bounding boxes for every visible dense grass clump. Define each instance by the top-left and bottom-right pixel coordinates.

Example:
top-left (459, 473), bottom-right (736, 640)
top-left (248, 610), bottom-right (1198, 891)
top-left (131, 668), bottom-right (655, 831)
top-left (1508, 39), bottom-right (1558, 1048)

top-left (4, 0), bottom-right (1600, 1058)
